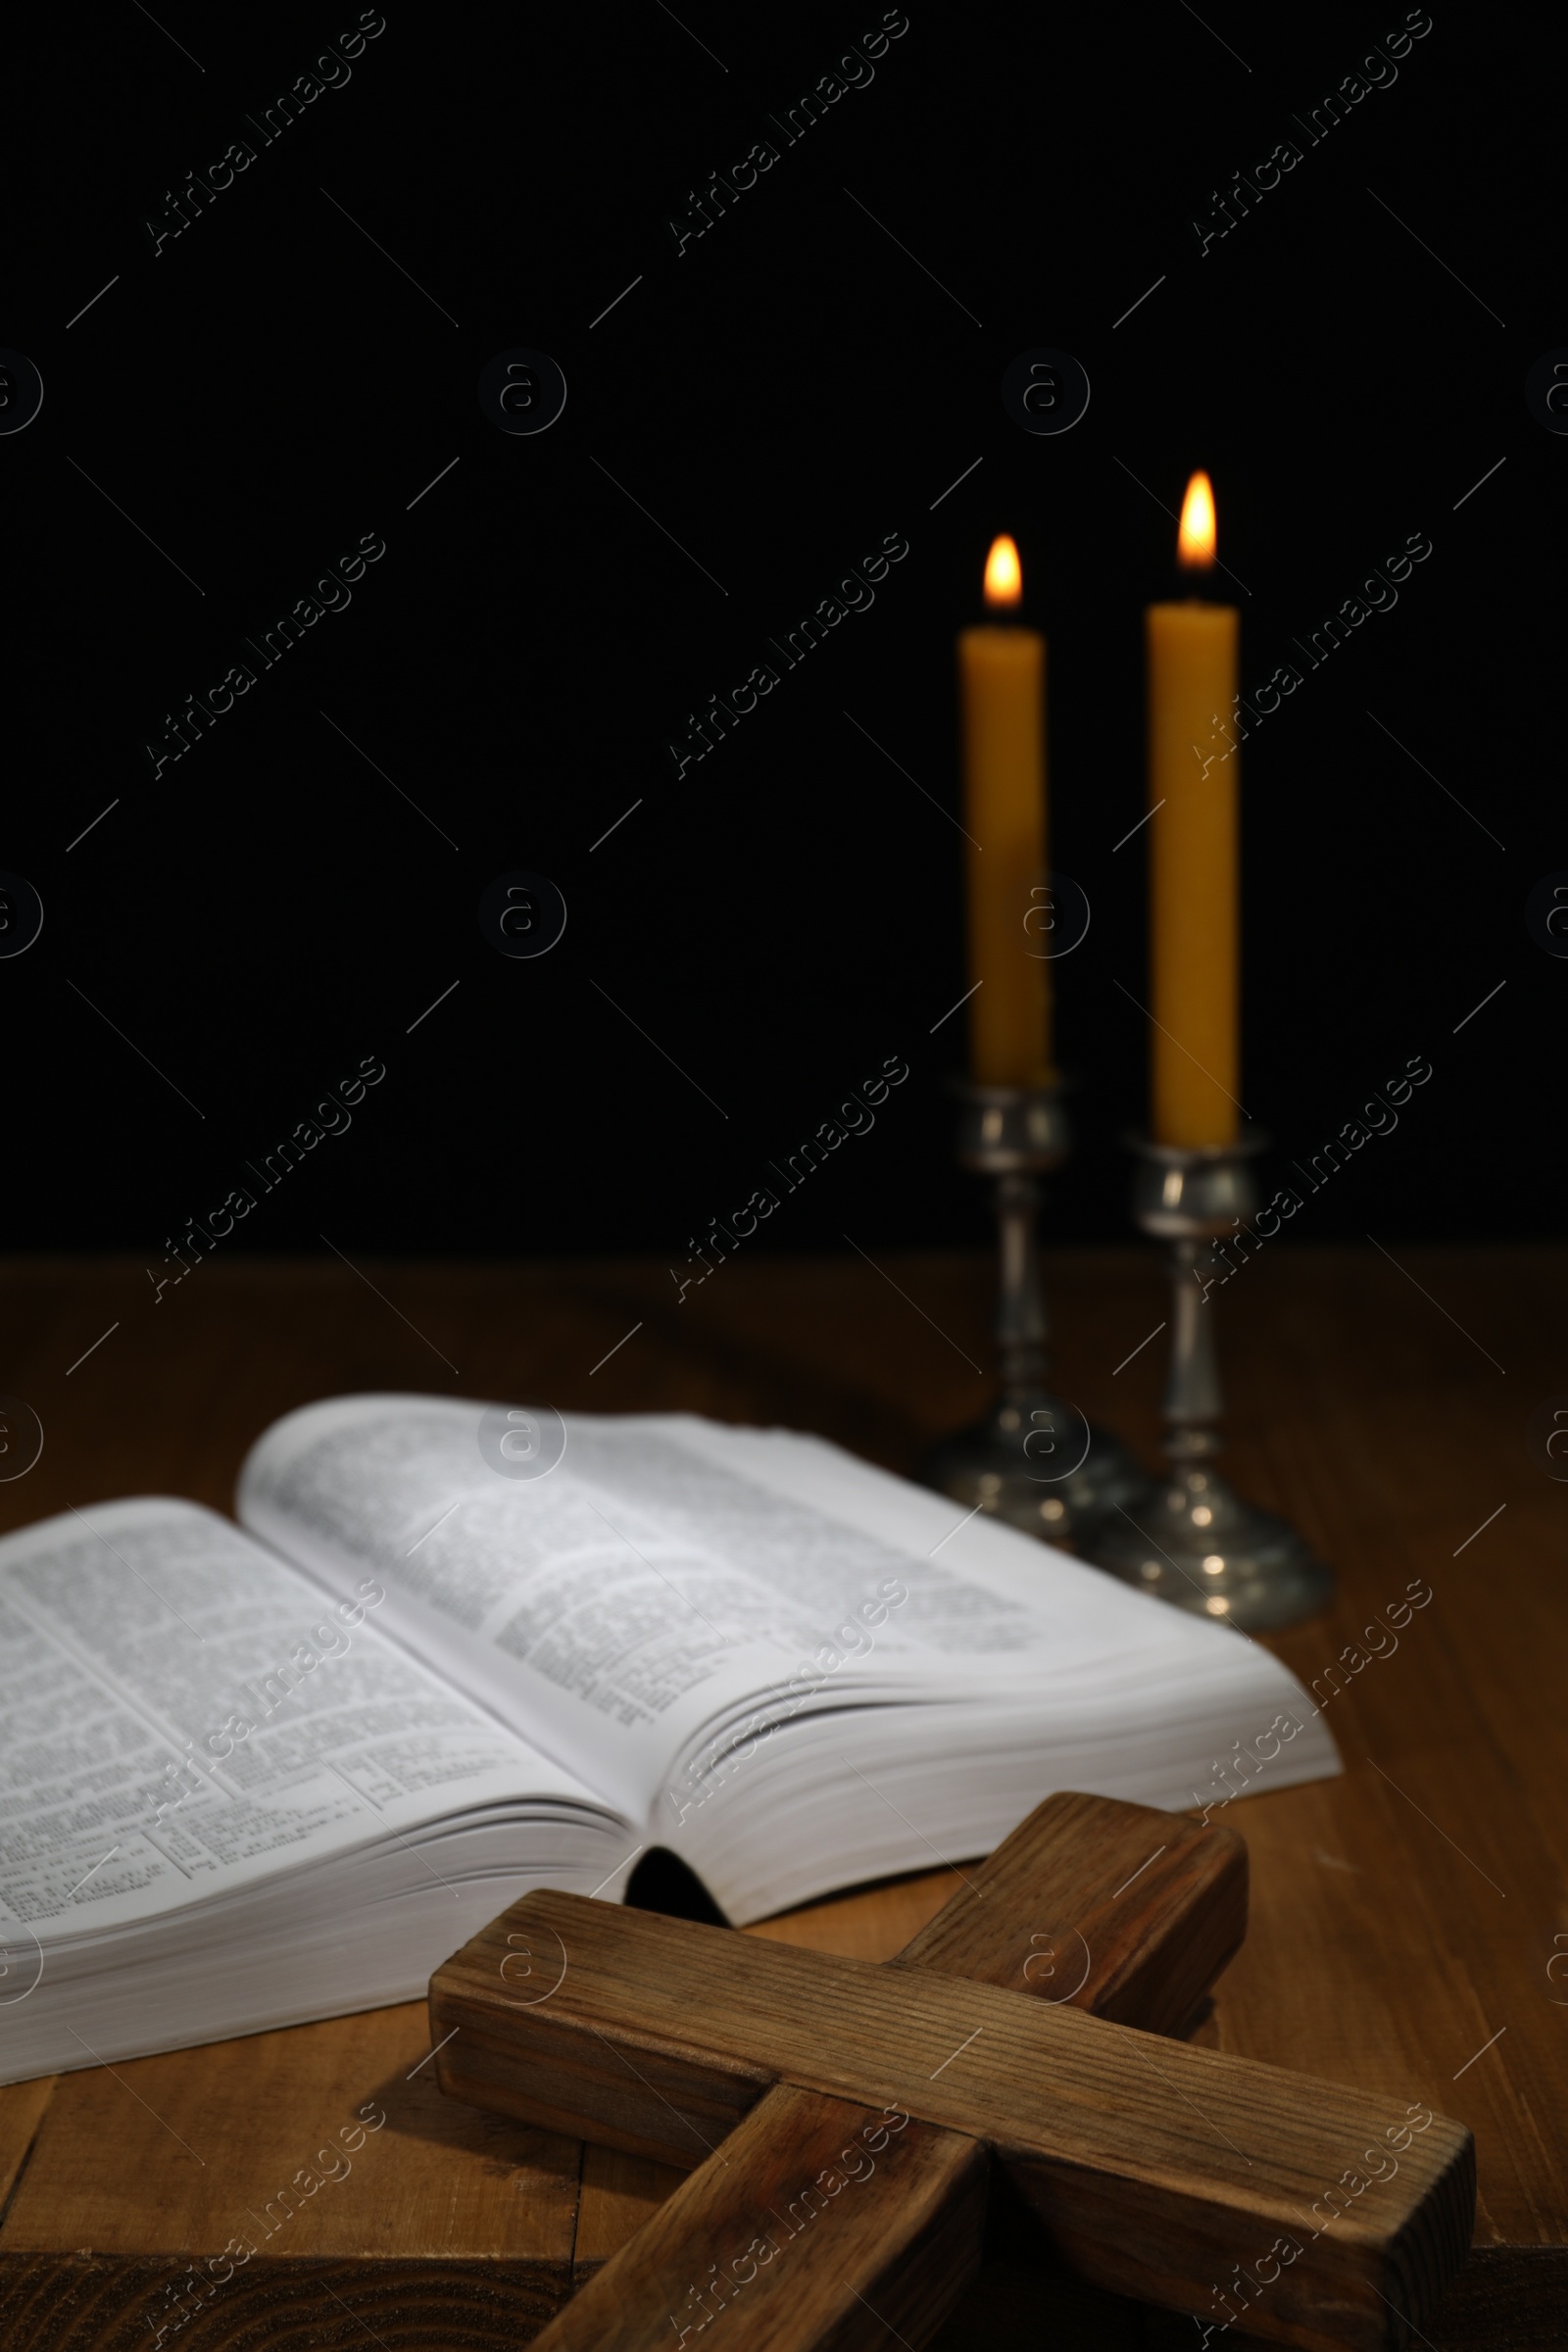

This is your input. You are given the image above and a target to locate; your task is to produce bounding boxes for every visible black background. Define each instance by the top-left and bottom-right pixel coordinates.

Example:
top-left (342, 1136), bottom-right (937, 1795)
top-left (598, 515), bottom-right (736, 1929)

top-left (8, 0), bottom-right (1556, 1274)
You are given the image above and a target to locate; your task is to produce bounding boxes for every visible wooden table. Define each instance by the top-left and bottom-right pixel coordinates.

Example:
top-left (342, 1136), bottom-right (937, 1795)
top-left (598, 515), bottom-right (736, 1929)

top-left (0, 1247), bottom-right (1562, 2348)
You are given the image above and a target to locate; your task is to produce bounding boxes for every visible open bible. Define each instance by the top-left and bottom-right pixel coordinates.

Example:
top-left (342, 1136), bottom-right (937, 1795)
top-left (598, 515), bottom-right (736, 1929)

top-left (0, 1395), bottom-right (1339, 2083)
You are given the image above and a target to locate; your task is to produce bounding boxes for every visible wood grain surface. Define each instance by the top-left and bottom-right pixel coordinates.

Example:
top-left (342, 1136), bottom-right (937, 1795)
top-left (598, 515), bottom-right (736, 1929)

top-left (0, 1245), bottom-right (1561, 2349)
top-left (891, 1788), bottom-right (1248, 2034)
top-left (432, 1882), bottom-right (1473, 2349)
top-left (486, 1792), bottom-right (1250, 2352)
top-left (524, 2083), bottom-right (991, 2352)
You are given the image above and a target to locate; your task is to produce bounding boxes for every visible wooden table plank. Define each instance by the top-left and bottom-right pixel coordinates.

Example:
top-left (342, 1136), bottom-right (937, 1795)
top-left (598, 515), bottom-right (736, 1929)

top-left (0, 1245), bottom-right (1562, 2350)
top-left (0, 2005), bottom-right (581, 2262)
top-left (0, 2080), bottom-right (57, 2216)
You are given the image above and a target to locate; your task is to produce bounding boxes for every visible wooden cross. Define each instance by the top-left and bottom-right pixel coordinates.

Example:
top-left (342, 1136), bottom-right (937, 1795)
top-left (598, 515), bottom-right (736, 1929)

top-left (428, 1792), bottom-right (1473, 2351)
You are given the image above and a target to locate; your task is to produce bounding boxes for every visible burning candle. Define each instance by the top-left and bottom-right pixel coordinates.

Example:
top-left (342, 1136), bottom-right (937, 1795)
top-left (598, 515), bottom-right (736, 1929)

top-left (958, 535), bottom-right (1053, 1086)
top-left (1147, 473), bottom-right (1239, 1147)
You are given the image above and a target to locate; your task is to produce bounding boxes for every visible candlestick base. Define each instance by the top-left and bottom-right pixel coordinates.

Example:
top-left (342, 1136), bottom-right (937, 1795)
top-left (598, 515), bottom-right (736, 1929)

top-left (919, 1081), bottom-right (1145, 1546)
top-left (1078, 1133), bottom-right (1333, 1632)
top-left (922, 1394), bottom-right (1147, 1546)
top-left (1087, 1460), bottom-right (1332, 1631)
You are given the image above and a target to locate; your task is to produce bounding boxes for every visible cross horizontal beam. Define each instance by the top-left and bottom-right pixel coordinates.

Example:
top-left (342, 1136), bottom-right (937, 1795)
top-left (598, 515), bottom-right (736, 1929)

top-left (444, 1791), bottom-right (1251, 2349)
top-left (432, 1869), bottom-right (1471, 2344)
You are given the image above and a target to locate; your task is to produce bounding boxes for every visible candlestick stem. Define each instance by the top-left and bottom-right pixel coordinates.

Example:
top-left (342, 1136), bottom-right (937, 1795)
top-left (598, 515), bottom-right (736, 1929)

top-left (995, 1171), bottom-right (1048, 1390)
top-left (1080, 1134), bottom-right (1332, 1630)
top-left (921, 1083), bottom-right (1144, 1545)
top-left (1163, 1238), bottom-right (1223, 1444)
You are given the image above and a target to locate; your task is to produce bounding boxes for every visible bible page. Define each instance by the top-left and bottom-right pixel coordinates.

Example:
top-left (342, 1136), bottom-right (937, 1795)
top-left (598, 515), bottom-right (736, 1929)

top-left (0, 1497), bottom-right (610, 1947)
top-left (236, 1395), bottom-right (1332, 1829)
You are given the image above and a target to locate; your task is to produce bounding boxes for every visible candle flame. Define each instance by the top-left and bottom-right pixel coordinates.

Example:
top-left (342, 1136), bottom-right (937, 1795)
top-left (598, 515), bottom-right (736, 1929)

top-left (983, 534), bottom-right (1022, 609)
top-left (1177, 471), bottom-right (1216, 569)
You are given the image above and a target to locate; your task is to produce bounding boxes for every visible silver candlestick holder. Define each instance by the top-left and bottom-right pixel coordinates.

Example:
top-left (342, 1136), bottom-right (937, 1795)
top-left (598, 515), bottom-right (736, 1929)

top-left (1081, 1132), bottom-right (1332, 1630)
top-left (921, 1081), bottom-right (1145, 1544)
